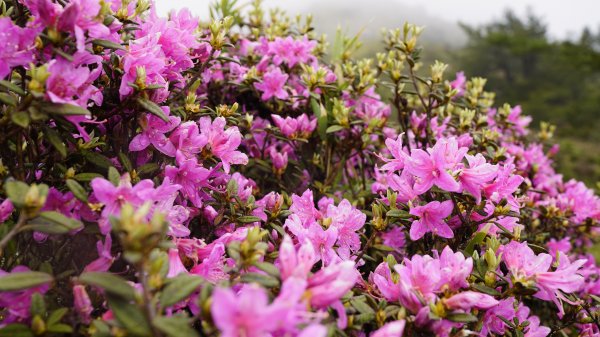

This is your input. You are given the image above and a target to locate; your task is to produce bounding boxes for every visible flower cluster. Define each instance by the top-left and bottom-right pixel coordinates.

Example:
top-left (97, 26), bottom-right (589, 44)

top-left (0, 1), bottom-right (599, 337)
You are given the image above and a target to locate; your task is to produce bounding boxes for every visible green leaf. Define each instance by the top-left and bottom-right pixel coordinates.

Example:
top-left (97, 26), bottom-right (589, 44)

top-left (108, 167), bottom-right (120, 185)
top-left (92, 39), bottom-right (126, 50)
top-left (470, 283), bottom-right (501, 296)
top-left (0, 271), bottom-right (52, 291)
top-left (153, 315), bottom-right (199, 337)
top-left (326, 125), bottom-right (345, 134)
top-left (253, 262), bottom-right (281, 278)
top-left (47, 308), bottom-right (68, 326)
top-left (237, 215), bottom-right (261, 223)
top-left (136, 97), bottom-right (169, 122)
top-left (160, 274), bottom-right (204, 308)
top-left (240, 272), bottom-right (279, 288)
top-left (29, 293), bottom-right (46, 316)
top-left (84, 151), bottom-right (113, 170)
top-left (350, 298), bottom-right (374, 315)
top-left (464, 230), bottom-right (488, 256)
top-left (42, 103), bottom-right (91, 116)
top-left (0, 92), bottom-right (17, 106)
top-left (137, 163), bottom-right (160, 177)
top-left (11, 111), bottom-right (30, 128)
top-left (73, 172), bottom-right (103, 182)
top-left (0, 80), bottom-right (26, 96)
top-left (66, 179), bottom-right (88, 202)
top-left (4, 180), bottom-right (29, 207)
top-left (0, 324), bottom-right (33, 337)
top-left (25, 211), bottom-right (83, 234)
top-left (446, 313), bottom-right (479, 323)
top-left (385, 209), bottom-right (411, 219)
top-left (107, 295), bottom-right (151, 336)
top-left (43, 127), bottom-right (67, 158)
top-left (47, 323), bottom-right (73, 334)
top-left (79, 272), bottom-right (136, 301)
top-left (311, 99), bottom-right (328, 140)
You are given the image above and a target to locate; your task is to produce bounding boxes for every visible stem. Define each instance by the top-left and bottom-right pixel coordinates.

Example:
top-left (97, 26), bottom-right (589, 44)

top-left (0, 211), bottom-right (27, 254)
top-left (138, 259), bottom-right (162, 337)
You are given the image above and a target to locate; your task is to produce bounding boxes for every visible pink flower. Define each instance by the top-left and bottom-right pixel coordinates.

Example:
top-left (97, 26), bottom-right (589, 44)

top-left (165, 153), bottom-right (217, 208)
top-left (166, 248), bottom-right (188, 278)
top-left (120, 33), bottom-right (168, 102)
top-left (190, 243), bottom-right (228, 283)
top-left (394, 254), bottom-right (441, 312)
top-left (83, 235), bottom-right (115, 272)
top-left (169, 121), bottom-right (205, 159)
top-left (73, 285), bottom-right (93, 324)
top-left (268, 36), bottom-right (316, 68)
top-left (409, 200), bottom-right (454, 240)
top-left (211, 285), bottom-right (278, 337)
top-left (450, 71), bottom-right (466, 96)
top-left (254, 67), bottom-right (289, 101)
top-left (90, 175), bottom-right (156, 234)
top-left (444, 291), bottom-right (498, 310)
top-left (198, 117), bottom-right (248, 173)
top-left (405, 137), bottom-right (466, 194)
top-left (307, 260), bottom-right (357, 308)
top-left (438, 246), bottom-right (473, 291)
top-left (326, 199), bottom-right (366, 258)
top-left (372, 320), bottom-right (406, 337)
top-left (379, 134), bottom-right (408, 172)
top-left (0, 17), bottom-right (35, 79)
top-left (458, 154), bottom-right (498, 203)
top-left (0, 199), bottom-right (14, 223)
top-left (129, 107), bottom-right (180, 156)
top-left (0, 266), bottom-right (50, 324)
top-left (278, 236), bottom-right (316, 280)
top-left (271, 114), bottom-right (316, 138)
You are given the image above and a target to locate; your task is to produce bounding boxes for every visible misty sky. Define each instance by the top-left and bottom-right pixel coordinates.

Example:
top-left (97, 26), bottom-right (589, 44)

top-left (155, 0), bottom-right (600, 39)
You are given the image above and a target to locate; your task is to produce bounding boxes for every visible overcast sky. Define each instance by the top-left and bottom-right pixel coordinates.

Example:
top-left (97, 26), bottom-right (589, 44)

top-left (156, 0), bottom-right (600, 40)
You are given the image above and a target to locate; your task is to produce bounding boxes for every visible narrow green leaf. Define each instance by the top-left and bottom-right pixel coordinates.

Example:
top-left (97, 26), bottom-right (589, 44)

top-left (107, 295), bottom-right (151, 336)
top-left (84, 151), bottom-right (112, 170)
top-left (0, 324), bottom-right (33, 337)
top-left (0, 92), bottom-right (17, 106)
top-left (42, 103), bottom-right (91, 116)
top-left (66, 179), bottom-right (88, 203)
top-left (464, 230), bottom-right (488, 256)
top-left (237, 215), bottom-right (261, 223)
top-left (4, 180), bottom-right (29, 207)
top-left (44, 127), bottom-right (67, 158)
top-left (29, 293), bottom-right (46, 316)
top-left (153, 315), bottom-right (199, 337)
top-left (73, 173), bottom-right (103, 182)
top-left (160, 274), bottom-right (204, 308)
top-left (25, 211), bottom-right (83, 234)
top-left (446, 313), bottom-right (479, 323)
top-left (253, 262), bottom-right (281, 278)
top-left (326, 125), bottom-right (345, 134)
top-left (47, 308), bottom-right (68, 326)
top-left (240, 272), bottom-right (279, 288)
top-left (11, 111), bottom-right (30, 128)
top-left (79, 272), bottom-right (136, 301)
top-left (92, 39), bottom-right (126, 50)
top-left (0, 271), bottom-right (53, 291)
top-left (46, 323), bottom-right (73, 334)
top-left (470, 283), bottom-right (501, 296)
top-left (385, 209), bottom-right (411, 219)
top-left (0, 80), bottom-right (26, 95)
top-left (136, 97), bottom-right (169, 122)
top-left (108, 167), bottom-right (120, 185)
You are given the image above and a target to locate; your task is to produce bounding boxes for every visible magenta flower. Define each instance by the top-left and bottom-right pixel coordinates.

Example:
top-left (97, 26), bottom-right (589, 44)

top-left (307, 260), bottom-right (357, 308)
top-left (211, 285), bottom-right (278, 337)
top-left (379, 134), bottom-right (408, 172)
top-left (271, 113), bottom-right (316, 138)
top-left (502, 241), bottom-right (586, 316)
top-left (372, 320), bottom-right (406, 337)
top-left (278, 236), bottom-right (316, 280)
top-left (190, 243), bottom-right (228, 283)
top-left (91, 175), bottom-right (156, 234)
top-left (83, 235), bottom-right (115, 273)
top-left (438, 246), bottom-right (473, 291)
top-left (0, 266), bottom-right (50, 324)
top-left (254, 67), bottom-right (289, 101)
top-left (120, 33), bottom-right (168, 102)
top-left (165, 153), bottom-right (216, 208)
top-left (0, 17), bottom-right (35, 79)
top-left (0, 199), bottom-right (14, 223)
top-left (73, 285), bottom-right (93, 324)
top-left (444, 291), bottom-right (498, 310)
top-left (458, 154), bottom-right (498, 203)
top-left (130, 107), bottom-right (180, 156)
top-left (166, 248), bottom-right (188, 278)
top-left (405, 137), bottom-right (466, 194)
top-left (326, 199), bottom-right (366, 258)
top-left (198, 117), bottom-right (248, 173)
top-left (450, 71), bottom-right (466, 96)
top-left (169, 121), bottom-right (205, 159)
top-left (394, 254), bottom-right (441, 312)
top-left (409, 200), bottom-right (454, 240)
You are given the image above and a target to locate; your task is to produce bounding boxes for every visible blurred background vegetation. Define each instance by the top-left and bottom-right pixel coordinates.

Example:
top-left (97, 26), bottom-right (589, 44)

top-left (319, 9), bottom-right (600, 190)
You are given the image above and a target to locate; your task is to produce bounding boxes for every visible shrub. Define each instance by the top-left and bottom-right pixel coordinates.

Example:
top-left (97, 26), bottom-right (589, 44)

top-left (0, 0), bottom-right (599, 336)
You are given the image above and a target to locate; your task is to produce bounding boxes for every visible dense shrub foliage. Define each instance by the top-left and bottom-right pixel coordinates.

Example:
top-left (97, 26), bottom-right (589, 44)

top-left (0, 0), bottom-right (599, 336)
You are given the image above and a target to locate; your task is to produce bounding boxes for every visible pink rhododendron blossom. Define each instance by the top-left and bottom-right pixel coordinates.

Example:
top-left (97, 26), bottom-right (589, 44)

top-left (255, 67), bottom-right (289, 101)
top-left (409, 200), bottom-right (454, 240)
